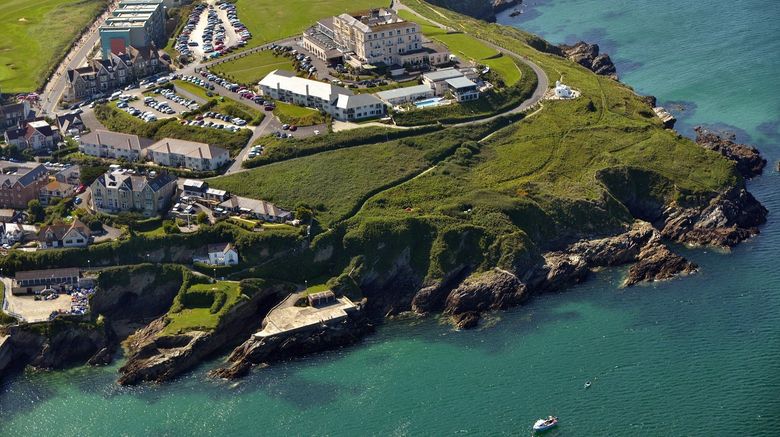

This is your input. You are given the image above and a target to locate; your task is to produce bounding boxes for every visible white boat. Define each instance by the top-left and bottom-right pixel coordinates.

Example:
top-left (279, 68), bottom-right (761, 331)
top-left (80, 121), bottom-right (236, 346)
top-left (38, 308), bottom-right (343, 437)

top-left (533, 416), bottom-right (558, 432)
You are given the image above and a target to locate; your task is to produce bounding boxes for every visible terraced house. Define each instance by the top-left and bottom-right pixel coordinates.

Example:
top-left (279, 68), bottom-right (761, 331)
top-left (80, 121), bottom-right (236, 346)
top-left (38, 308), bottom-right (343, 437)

top-left (146, 139), bottom-right (230, 171)
top-left (90, 170), bottom-right (177, 216)
top-left (65, 48), bottom-right (165, 102)
top-left (79, 130), bottom-right (153, 161)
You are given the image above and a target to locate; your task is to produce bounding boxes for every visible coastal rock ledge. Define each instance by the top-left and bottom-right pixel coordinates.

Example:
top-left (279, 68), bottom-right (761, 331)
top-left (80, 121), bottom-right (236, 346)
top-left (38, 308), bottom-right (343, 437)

top-left (694, 127), bottom-right (766, 178)
top-left (558, 41), bottom-right (618, 79)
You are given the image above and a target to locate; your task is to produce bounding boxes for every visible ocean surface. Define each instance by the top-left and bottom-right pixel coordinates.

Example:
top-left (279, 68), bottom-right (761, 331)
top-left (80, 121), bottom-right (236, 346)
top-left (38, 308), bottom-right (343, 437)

top-left (2, 1), bottom-right (779, 435)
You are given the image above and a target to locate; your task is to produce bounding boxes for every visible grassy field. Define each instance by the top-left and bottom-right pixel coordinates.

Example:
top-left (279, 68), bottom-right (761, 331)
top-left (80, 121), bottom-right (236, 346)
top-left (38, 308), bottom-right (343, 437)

top-left (210, 50), bottom-right (293, 86)
top-left (0, 0), bottom-right (106, 93)
top-left (273, 102), bottom-right (326, 126)
top-left (173, 80), bottom-right (212, 101)
top-left (209, 123), bottom-right (506, 225)
top-left (162, 281), bottom-right (242, 335)
top-left (396, 10), bottom-right (521, 85)
top-left (234, 0), bottom-right (385, 49)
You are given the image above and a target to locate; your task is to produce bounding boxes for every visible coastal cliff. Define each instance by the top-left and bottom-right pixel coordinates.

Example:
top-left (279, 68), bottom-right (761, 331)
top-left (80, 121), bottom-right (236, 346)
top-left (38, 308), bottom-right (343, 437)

top-left (694, 127), bottom-right (766, 179)
top-left (425, 0), bottom-right (518, 22)
top-left (117, 280), bottom-right (292, 385)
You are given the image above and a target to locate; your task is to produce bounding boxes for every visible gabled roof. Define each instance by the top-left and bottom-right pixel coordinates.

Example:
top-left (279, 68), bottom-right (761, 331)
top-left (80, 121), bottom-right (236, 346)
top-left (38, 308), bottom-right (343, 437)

top-left (39, 219), bottom-right (91, 243)
top-left (259, 70), bottom-right (351, 103)
top-left (80, 130), bottom-right (152, 151)
top-left (148, 138), bottom-right (228, 160)
top-left (0, 161), bottom-right (48, 188)
top-left (207, 242), bottom-right (236, 254)
top-left (218, 196), bottom-right (291, 219)
top-left (335, 93), bottom-right (383, 109)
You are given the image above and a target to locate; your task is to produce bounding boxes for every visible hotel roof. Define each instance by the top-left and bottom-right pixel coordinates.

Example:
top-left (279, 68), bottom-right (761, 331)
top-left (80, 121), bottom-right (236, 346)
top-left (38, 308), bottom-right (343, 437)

top-left (446, 77), bottom-right (477, 89)
top-left (259, 70), bottom-right (351, 103)
top-left (148, 138), bottom-right (228, 160)
top-left (375, 84), bottom-right (434, 101)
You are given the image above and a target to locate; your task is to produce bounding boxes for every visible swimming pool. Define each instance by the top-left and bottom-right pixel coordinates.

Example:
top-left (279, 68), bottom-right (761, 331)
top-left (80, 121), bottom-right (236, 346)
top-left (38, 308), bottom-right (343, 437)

top-left (415, 97), bottom-right (444, 108)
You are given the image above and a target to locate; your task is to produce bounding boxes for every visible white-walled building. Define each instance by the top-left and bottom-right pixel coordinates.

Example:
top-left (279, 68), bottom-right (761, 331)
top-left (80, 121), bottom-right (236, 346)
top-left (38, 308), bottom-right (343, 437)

top-left (375, 84), bottom-right (435, 106)
top-left (79, 130), bottom-right (153, 161)
top-left (206, 243), bottom-right (239, 266)
top-left (146, 139), bottom-right (229, 171)
top-left (259, 70), bottom-right (385, 121)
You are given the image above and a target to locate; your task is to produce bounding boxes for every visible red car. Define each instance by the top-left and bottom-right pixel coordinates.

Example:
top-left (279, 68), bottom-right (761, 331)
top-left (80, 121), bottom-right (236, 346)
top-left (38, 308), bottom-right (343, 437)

top-left (289, 125), bottom-right (298, 132)
top-left (264, 105), bottom-right (275, 111)
top-left (75, 184), bottom-right (86, 194)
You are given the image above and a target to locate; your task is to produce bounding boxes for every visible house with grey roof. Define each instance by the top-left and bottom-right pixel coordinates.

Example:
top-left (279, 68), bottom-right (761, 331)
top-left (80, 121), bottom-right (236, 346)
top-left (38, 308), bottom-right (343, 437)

top-left (218, 196), bottom-right (292, 223)
top-left (0, 101), bottom-right (35, 133)
top-left (0, 161), bottom-right (50, 209)
top-left (79, 130), bottom-right (153, 162)
top-left (90, 169), bottom-right (177, 216)
top-left (147, 138), bottom-right (230, 171)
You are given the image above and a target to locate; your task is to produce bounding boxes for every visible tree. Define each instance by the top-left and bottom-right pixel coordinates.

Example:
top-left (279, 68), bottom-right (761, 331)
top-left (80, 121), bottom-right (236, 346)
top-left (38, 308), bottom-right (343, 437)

top-left (27, 200), bottom-right (45, 223)
top-left (295, 205), bottom-right (313, 223)
top-left (195, 211), bottom-right (209, 224)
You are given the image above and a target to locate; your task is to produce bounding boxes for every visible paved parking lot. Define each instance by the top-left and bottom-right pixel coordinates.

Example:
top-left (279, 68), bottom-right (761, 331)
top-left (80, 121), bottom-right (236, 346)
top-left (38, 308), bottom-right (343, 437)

top-left (189, 2), bottom-right (243, 60)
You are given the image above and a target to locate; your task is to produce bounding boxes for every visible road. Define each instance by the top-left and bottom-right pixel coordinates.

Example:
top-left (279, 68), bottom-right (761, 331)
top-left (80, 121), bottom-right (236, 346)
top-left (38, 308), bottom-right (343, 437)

top-left (392, 0), bottom-right (549, 127)
top-left (41, 0), bottom-right (121, 116)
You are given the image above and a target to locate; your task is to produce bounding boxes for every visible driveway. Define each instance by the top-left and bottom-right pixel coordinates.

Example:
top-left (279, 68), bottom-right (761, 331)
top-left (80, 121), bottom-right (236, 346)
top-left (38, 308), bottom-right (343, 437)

top-left (225, 112), bottom-right (278, 174)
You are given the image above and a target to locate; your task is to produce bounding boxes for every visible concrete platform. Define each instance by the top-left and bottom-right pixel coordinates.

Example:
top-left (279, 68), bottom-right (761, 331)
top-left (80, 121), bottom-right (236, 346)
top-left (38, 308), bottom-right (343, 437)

top-left (254, 297), bottom-right (357, 338)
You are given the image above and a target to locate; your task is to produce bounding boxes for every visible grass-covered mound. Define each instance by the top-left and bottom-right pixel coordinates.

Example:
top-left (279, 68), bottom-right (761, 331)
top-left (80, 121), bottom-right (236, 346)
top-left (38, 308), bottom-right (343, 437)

top-left (163, 280), bottom-right (243, 335)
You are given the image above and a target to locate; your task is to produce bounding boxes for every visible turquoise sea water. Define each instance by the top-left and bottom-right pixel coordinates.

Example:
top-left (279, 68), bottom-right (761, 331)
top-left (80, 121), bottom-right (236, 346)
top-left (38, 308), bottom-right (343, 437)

top-left (2, 1), bottom-right (779, 435)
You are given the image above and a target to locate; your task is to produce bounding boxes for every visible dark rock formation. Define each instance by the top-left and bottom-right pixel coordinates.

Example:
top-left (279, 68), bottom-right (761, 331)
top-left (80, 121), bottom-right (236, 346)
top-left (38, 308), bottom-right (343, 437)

top-left (451, 311), bottom-right (480, 329)
top-left (658, 187), bottom-right (768, 248)
top-left (624, 241), bottom-right (697, 286)
top-left (210, 312), bottom-right (373, 380)
top-left (559, 41), bottom-right (618, 79)
top-left (694, 127), bottom-right (766, 178)
top-left (118, 283), bottom-right (289, 385)
top-left (443, 269), bottom-right (528, 316)
top-left (426, 0), bottom-right (518, 22)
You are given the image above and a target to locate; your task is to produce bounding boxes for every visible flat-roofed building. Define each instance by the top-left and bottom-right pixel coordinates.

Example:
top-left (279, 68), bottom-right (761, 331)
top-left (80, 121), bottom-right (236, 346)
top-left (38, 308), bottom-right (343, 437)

top-left (79, 130), bottom-right (154, 161)
top-left (146, 138), bottom-right (230, 171)
top-left (99, 0), bottom-right (166, 58)
top-left (12, 268), bottom-right (82, 295)
top-left (375, 84), bottom-right (435, 106)
top-left (446, 76), bottom-right (480, 102)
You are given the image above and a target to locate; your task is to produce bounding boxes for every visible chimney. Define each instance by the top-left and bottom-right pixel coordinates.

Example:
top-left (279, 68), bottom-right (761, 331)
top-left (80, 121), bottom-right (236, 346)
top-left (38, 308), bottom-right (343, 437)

top-left (166, 141), bottom-right (171, 154)
top-left (96, 132), bottom-right (101, 145)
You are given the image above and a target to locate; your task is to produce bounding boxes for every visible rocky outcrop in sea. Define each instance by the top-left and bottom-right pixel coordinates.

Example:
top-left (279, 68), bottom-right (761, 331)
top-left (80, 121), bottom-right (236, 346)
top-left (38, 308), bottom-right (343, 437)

top-left (694, 127), bottom-right (766, 178)
top-left (558, 41), bottom-right (618, 79)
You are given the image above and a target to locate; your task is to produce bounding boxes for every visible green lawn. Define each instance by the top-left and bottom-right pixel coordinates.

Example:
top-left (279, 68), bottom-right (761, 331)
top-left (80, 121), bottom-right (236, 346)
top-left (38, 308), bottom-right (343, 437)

top-left (173, 80), bottom-right (212, 101)
top-left (210, 50), bottom-right (293, 86)
top-left (396, 10), bottom-right (521, 85)
top-left (273, 102), bottom-right (326, 126)
top-left (234, 0), bottom-right (386, 49)
top-left (162, 281), bottom-right (242, 335)
top-left (0, 0), bottom-right (105, 92)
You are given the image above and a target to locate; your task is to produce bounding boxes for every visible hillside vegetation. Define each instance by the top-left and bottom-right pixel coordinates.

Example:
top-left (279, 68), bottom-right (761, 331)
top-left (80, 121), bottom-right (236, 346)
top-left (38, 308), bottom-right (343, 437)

top-left (212, 0), bottom-right (738, 290)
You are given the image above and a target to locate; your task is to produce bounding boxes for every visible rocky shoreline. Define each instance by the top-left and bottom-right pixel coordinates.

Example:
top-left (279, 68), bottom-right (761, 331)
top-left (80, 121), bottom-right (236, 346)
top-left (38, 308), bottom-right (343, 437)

top-left (558, 41), bottom-right (618, 79)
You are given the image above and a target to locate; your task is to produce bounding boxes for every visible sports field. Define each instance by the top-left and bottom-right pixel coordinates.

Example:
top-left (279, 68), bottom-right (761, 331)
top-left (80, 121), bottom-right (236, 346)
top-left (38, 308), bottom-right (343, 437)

top-left (0, 0), bottom-right (105, 93)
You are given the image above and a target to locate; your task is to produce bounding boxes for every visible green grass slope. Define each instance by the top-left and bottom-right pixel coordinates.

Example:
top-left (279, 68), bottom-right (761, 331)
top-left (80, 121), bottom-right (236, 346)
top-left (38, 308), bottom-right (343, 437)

top-left (0, 0), bottom-right (106, 93)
